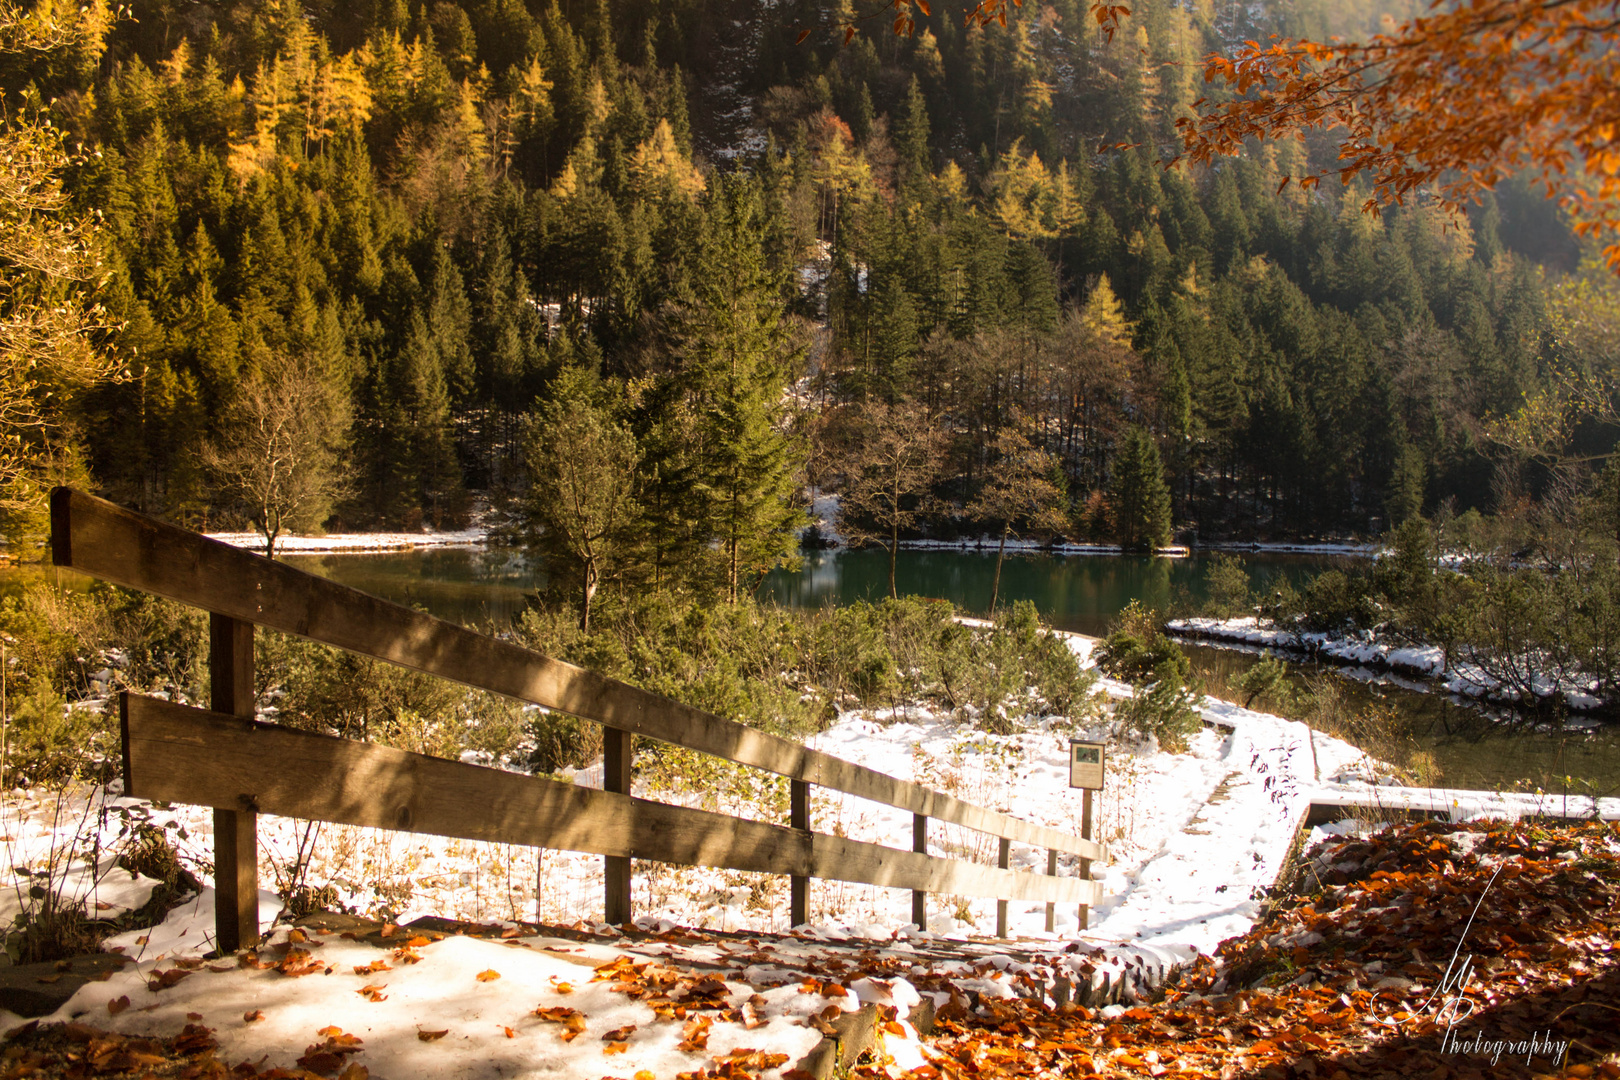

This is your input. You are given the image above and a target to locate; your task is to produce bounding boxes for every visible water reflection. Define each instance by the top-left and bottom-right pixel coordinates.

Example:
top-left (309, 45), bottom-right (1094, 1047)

top-left (760, 548), bottom-right (1326, 637)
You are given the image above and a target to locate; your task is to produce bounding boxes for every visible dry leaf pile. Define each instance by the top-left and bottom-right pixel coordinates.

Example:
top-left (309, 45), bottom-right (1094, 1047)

top-left (0, 1018), bottom-right (369, 1080)
top-left (864, 821), bottom-right (1620, 1080)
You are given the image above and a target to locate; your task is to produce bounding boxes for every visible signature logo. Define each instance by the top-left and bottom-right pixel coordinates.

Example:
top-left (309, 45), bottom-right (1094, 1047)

top-left (1378, 858), bottom-right (1569, 1068)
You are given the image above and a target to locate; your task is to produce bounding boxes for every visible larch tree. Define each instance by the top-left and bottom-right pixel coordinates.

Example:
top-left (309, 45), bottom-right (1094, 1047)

top-left (0, 6), bottom-right (124, 545)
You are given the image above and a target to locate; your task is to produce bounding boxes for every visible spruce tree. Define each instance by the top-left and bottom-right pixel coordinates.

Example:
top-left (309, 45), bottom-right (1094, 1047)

top-left (661, 178), bottom-right (809, 602)
top-left (1112, 425), bottom-right (1173, 552)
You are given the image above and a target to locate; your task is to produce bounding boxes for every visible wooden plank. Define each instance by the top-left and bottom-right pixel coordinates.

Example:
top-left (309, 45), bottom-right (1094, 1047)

top-left (995, 836), bottom-right (1010, 938)
top-left (1044, 848), bottom-right (1057, 934)
top-left (120, 695), bottom-right (1103, 907)
top-left (911, 813), bottom-right (927, 930)
top-left (603, 728), bottom-right (632, 925)
top-left (208, 614), bottom-right (258, 953)
top-left (1080, 789), bottom-right (1095, 931)
top-left (51, 489), bottom-right (1107, 864)
top-left (789, 779), bottom-right (809, 927)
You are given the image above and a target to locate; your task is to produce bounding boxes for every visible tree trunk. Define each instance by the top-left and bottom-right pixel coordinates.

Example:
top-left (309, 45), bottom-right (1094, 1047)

top-left (989, 523), bottom-right (1008, 617)
top-left (580, 561), bottom-right (598, 634)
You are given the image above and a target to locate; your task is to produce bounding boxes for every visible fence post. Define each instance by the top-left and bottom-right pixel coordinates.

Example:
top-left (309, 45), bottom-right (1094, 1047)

top-left (209, 614), bottom-right (258, 954)
top-left (1079, 788), bottom-right (1094, 931)
top-left (1044, 848), bottom-right (1058, 933)
top-left (995, 836), bottom-right (1011, 938)
top-left (911, 813), bottom-right (927, 931)
top-left (603, 727), bottom-right (633, 925)
top-left (790, 779), bottom-right (809, 927)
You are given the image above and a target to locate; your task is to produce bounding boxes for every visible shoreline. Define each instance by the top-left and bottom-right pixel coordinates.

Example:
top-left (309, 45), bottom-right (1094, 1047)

top-left (205, 528), bottom-right (490, 554)
top-left (1167, 615), bottom-right (1611, 715)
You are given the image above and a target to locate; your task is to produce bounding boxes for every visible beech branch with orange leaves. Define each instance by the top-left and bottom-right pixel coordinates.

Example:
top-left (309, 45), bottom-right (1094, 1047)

top-left (1174, 0), bottom-right (1620, 268)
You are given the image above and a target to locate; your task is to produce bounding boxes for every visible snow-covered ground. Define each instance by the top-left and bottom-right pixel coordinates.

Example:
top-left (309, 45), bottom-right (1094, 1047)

top-left (1169, 614), bottom-right (1609, 711)
top-left (6, 627), bottom-right (1599, 1076)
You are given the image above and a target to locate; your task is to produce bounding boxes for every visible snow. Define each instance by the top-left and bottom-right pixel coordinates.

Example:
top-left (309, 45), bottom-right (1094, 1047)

top-left (5, 623), bottom-right (1574, 1076)
top-left (206, 528), bottom-right (488, 554)
top-left (1169, 615), bottom-right (1610, 711)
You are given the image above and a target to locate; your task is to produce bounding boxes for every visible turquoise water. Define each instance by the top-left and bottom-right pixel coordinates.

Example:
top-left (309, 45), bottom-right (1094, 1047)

top-left (281, 545), bottom-right (1334, 638)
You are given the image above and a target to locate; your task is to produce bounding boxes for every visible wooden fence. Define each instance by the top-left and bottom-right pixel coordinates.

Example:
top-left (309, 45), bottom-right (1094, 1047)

top-left (51, 488), bottom-right (1107, 953)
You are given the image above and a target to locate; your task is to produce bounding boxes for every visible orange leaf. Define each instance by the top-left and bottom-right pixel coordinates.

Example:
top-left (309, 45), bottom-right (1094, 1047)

top-left (476, 970), bottom-right (502, 983)
top-left (844, 25), bottom-right (856, 44)
top-left (502, 1027), bottom-right (516, 1039)
top-left (417, 1029), bottom-right (450, 1042)
top-left (796, 28), bottom-right (812, 44)
top-left (917, 0), bottom-right (931, 14)
top-left (107, 996), bottom-right (130, 1016)
top-left (244, 1010), bottom-right (265, 1023)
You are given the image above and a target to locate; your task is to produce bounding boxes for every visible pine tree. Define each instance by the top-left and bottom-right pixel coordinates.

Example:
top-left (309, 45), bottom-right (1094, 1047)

top-left (523, 366), bottom-right (641, 633)
top-left (1112, 425), bottom-right (1173, 552)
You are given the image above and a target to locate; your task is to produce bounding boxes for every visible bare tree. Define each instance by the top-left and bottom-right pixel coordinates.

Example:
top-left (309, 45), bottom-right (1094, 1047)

top-left (203, 356), bottom-right (351, 558)
top-left (832, 399), bottom-right (945, 599)
top-left (966, 423), bottom-right (1068, 616)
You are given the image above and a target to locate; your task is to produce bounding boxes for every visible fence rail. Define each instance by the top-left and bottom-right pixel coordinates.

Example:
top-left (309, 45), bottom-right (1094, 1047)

top-left (54, 488), bottom-right (1107, 951)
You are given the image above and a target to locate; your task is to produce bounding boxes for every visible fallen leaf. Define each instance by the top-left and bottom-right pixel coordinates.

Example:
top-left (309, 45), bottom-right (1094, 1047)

top-left (147, 969), bottom-right (192, 992)
top-left (604, 1041), bottom-right (629, 1055)
top-left (186, 1012), bottom-right (203, 1021)
top-left (417, 1029), bottom-right (449, 1042)
top-left (502, 1026), bottom-right (515, 1039)
top-left (244, 1010), bottom-right (265, 1023)
top-left (603, 1024), bottom-right (637, 1042)
top-left (476, 969), bottom-right (501, 982)
top-left (353, 959), bottom-right (392, 975)
top-left (357, 984), bottom-right (388, 1002)
top-left (107, 996), bottom-right (130, 1016)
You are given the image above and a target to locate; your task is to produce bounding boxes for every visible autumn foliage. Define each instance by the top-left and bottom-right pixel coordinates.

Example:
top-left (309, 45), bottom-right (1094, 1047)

top-left (1175, 0), bottom-right (1620, 268)
top-left (867, 820), bottom-right (1620, 1080)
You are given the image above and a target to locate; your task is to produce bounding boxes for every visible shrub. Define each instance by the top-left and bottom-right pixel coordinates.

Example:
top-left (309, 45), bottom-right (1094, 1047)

top-left (1115, 661), bottom-right (1202, 752)
top-left (1203, 554), bottom-right (1252, 619)
top-left (1234, 656), bottom-right (1294, 711)
top-left (5, 685), bottom-right (111, 786)
top-left (1095, 601), bottom-right (1193, 687)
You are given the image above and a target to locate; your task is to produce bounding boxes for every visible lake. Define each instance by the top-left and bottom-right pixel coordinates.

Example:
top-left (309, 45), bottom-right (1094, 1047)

top-left (275, 545), bottom-right (1334, 638)
top-left (8, 542), bottom-right (1615, 796)
top-left (275, 544), bottom-right (1620, 796)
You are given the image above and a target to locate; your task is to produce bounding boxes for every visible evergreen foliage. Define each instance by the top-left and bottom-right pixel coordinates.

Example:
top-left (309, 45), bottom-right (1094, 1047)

top-left (1110, 425), bottom-right (1173, 551)
top-left (0, 0), bottom-right (1605, 571)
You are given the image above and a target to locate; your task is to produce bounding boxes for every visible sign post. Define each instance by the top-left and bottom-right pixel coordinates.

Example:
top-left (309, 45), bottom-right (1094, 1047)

top-left (1068, 740), bottom-right (1105, 931)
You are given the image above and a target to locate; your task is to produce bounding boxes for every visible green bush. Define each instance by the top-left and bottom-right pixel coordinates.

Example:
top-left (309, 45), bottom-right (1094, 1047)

top-left (1203, 554), bottom-right (1252, 619)
top-left (1095, 601), bottom-right (1193, 687)
top-left (4, 684), bottom-right (111, 786)
top-left (1299, 569), bottom-right (1378, 633)
top-left (1115, 660), bottom-right (1202, 752)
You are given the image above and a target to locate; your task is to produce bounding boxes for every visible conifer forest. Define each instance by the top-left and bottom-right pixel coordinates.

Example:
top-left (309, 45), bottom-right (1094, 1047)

top-left (1, 0), bottom-right (1611, 589)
